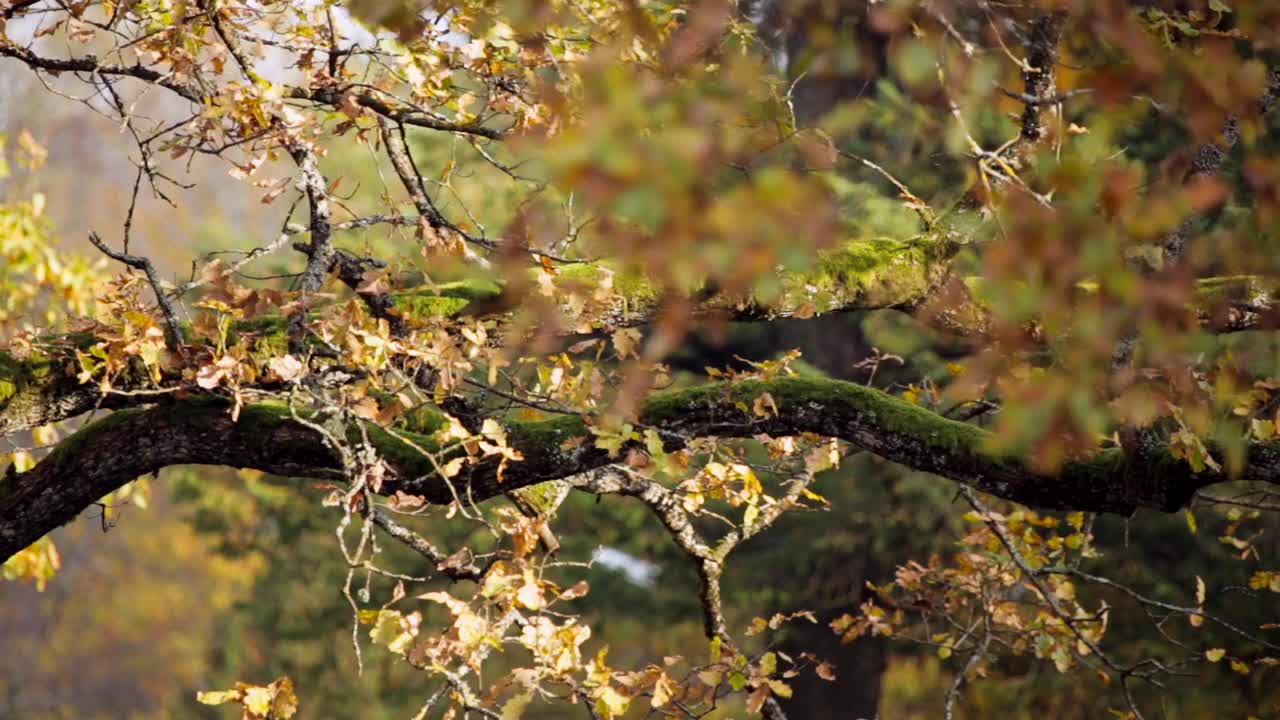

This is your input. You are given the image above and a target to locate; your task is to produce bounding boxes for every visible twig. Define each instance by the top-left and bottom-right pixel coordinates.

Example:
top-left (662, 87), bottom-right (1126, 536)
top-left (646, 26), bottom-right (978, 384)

top-left (88, 232), bottom-right (184, 351)
top-left (365, 506), bottom-right (490, 582)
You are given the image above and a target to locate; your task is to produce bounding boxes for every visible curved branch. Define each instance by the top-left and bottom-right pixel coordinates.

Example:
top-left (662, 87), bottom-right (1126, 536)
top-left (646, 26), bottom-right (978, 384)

top-left (5, 377), bottom-right (1278, 562)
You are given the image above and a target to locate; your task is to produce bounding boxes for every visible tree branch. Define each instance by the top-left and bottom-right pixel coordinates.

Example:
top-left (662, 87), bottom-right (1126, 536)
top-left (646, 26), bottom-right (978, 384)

top-left (5, 377), bottom-right (1279, 562)
top-left (284, 141), bottom-right (335, 347)
top-left (0, 44), bottom-right (202, 103)
top-left (294, 87), bottom-right (506, 140)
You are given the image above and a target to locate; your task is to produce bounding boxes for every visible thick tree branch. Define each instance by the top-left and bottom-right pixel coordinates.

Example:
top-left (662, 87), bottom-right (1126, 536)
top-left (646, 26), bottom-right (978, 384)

top-left (5, 377), bottom-right (1279, 562)
top-left (0, 44), bottom-right (202, 103)
top-left (1015, 12), bottom-right (1068, 147)
top-left (284, 141), bottom-right (335, 346)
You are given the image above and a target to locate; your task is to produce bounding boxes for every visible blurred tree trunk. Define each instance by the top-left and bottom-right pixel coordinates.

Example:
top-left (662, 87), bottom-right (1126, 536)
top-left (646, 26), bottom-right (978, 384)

top-left (777, 542), bottom-right (886, 719)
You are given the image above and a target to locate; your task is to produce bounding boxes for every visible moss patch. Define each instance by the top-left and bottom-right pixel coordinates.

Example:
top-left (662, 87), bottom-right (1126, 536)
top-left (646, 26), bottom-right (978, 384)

top-left (804, 237), bottom-right (943, 309)
top-left (393, 293), bottom-right (473, 318)
top-left (554, 262), bottom-right (660, 304)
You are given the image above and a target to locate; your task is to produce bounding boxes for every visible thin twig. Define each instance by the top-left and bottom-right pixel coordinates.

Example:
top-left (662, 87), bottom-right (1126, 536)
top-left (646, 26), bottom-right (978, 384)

top-left (88, 232), bottom-right (185, 351)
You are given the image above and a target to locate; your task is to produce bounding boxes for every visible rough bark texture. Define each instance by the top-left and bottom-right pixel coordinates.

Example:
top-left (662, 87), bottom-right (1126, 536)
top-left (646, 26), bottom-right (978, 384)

top-left (4, 377), bottom-right (1275, 562)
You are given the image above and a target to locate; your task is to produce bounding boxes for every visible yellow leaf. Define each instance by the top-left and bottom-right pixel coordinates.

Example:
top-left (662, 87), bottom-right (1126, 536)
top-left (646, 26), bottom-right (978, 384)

top-left (611, 328), bottom-right (642, 360)
top-left (516, 578), bottom-right (546, 610)
top-left (370, 610), bottom-right (419, 655)
top-left (651, 672), bottom-right (675, 708)
top-left (767, 679), bottom-right (793, 698)
top-left (759, 651), bottom-right (777, 676)
top-left (196, 689), bottom-right (241, 706)
top-left (752, 392), bottom-right (778, 418)
top-left (370, 610), bottom-right (404, 643)
top-left (243, 686), bottom-right (274, 716)
top-left (441, 457), bottom-right (467, 478)
top-left (698, 668), bottom-right (723, 686)
top-left (1248, 571), bottom-right (1280, 592)
top-left (595, 686), bottom-right (631, 719)
top-left (1205, 648), bottom-right (1226, 662)
top-left (269, 677), bottom-right (299, 719)
top-left (801, 487), bottom-right (829, 505)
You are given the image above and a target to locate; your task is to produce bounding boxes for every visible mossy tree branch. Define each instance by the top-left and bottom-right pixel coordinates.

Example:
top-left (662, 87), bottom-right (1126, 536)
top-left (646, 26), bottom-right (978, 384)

top-left (4, 376), bottom-right (1277, 562)
top-left (0, 236), bottom-right (962, 436)
top-left (2, 255), bottom-right (1274, 442)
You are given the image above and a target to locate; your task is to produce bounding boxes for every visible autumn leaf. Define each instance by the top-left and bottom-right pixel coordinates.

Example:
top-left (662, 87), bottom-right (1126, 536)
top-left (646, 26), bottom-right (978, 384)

top-left (752, 391), bottom-right (778, 418)
top-left (595, 686), bottom-right (631, 719)
top-left (611, 327), bottom-right (642, 360)
top-left (196, 689), bottom-right (241, 706)
top-left (268, 354), bottom-right (304, 383)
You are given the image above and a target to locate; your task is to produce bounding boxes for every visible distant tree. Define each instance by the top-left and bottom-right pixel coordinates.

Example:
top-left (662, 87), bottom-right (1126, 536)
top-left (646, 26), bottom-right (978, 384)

top-left (2, 1), bottom-right (1280, 718)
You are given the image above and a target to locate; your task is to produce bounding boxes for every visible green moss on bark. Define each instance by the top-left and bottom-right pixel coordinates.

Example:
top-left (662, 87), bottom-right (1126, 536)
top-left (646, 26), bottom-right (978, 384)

top-left (393, 294), bottom-right (472, 318)
top-left (42, 407), bottom-right (147, 471)
top-left (801, 237), bottom-right (948, 311)
top-left (555, 263), bottom-right (660, 305)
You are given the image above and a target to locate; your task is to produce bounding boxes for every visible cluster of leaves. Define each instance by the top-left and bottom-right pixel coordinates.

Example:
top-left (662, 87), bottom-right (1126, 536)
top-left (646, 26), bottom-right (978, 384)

top-left (0, 132), bottom-right (103, 334)
top-left (841, 495), bottom-right (1280, 716)
top-left (198, 677), bottom-right (299, 720)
